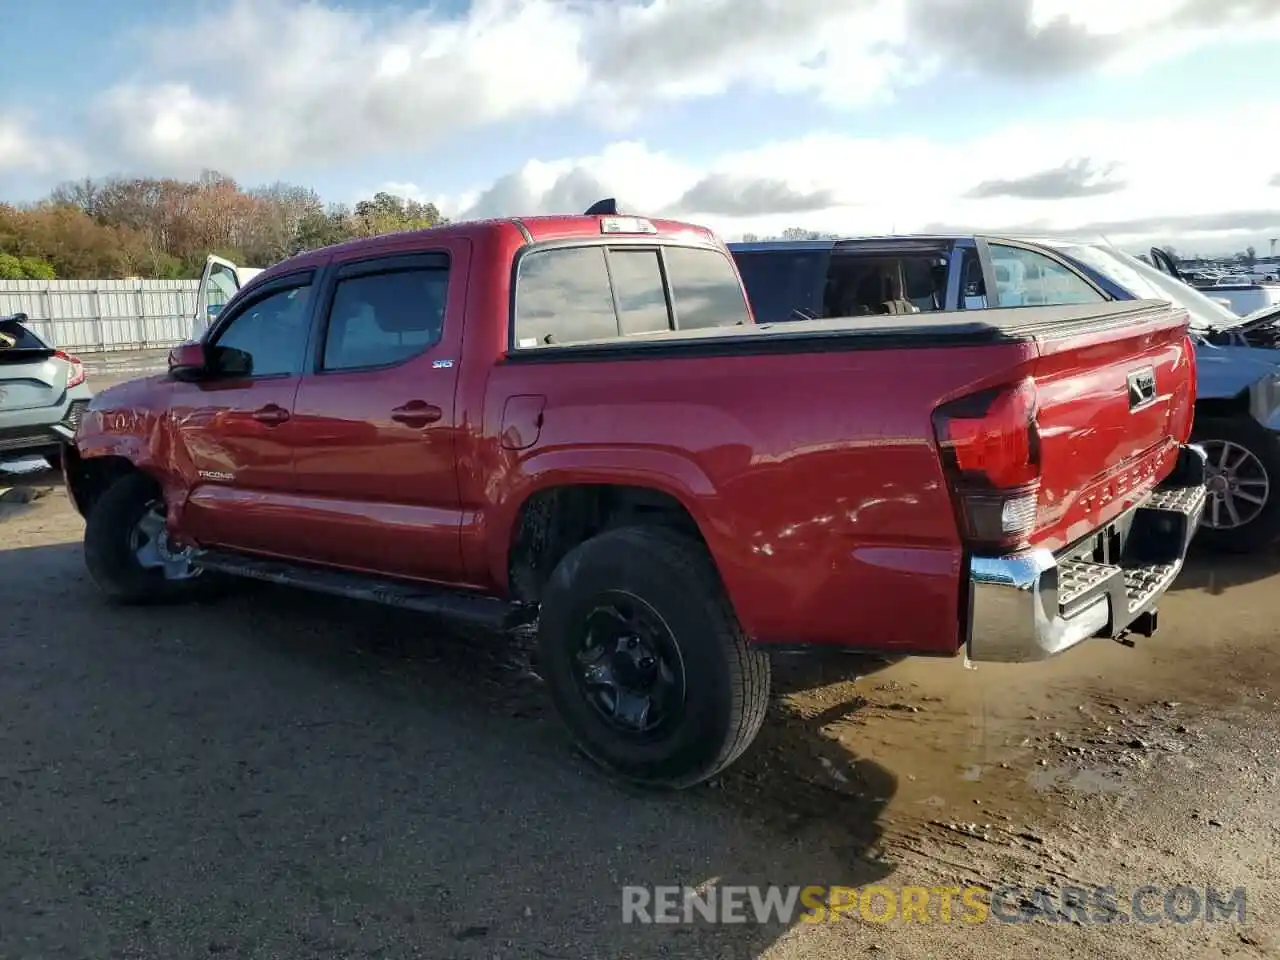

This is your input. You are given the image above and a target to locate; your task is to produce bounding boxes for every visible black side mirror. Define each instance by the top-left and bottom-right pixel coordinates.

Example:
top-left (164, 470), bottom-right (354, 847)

top-left (213, 346), bottom-right (254, 378)
top-left (168, 341), bottom-right (210, 382)
top-left (168, 341), bottom-right (254, 381)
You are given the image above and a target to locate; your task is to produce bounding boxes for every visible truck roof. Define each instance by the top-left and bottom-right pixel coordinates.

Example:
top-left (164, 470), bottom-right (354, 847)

top-left (265, 212), bottom-right (722, 277)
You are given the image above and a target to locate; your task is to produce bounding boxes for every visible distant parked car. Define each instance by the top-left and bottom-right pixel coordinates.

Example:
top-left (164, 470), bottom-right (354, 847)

top-left (0, 313), bottom-right (93, 471)
top-left (727, 235), bottom-right (1280, 552)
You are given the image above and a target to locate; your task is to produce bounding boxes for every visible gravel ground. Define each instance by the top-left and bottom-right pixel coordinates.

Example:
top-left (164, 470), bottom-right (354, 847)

top-left (1, 369), bottom-right (1277, 958)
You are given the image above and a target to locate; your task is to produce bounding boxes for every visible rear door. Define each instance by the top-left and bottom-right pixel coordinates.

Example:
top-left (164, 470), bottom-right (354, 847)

top-left (286, 243), bottom-right (469, 584)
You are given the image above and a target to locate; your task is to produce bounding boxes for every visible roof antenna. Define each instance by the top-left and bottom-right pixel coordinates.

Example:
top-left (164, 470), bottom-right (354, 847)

top-left (584, 198), bottom-right (620, 216)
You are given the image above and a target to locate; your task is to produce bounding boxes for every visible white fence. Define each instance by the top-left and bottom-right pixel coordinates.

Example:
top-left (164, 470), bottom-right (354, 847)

top-left (0, 279), bottom-right (200, 353)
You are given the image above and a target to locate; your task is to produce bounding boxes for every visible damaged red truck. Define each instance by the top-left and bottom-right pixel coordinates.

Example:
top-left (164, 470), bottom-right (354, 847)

top-left (64, 206), bottom-right (1208, 789)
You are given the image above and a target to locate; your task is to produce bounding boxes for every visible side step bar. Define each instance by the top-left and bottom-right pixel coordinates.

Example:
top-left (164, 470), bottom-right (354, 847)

top-left (193, 549), bottom-right (538, 631)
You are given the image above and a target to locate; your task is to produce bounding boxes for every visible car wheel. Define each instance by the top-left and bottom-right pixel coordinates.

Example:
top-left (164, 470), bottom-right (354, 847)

top-left (1191, 416), bottom-right (1280, 553)
top-left (83, 471), bottom-right (224, 604)
top-left (537, 525), bottom-right (771, 789)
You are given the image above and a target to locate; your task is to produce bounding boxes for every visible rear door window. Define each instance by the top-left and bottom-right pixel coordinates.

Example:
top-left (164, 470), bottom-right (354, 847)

top-left (322, 261), bottom-right (450, 370)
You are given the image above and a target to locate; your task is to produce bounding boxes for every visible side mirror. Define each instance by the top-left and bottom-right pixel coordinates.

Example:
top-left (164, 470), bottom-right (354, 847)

top-left (168, 341), bottom-right (210, 382)
top-left (168, 342), bottom-right (254, 381)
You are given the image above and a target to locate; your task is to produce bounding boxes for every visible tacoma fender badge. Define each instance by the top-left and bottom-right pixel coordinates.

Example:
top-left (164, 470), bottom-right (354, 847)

top-left (198, 470), bottom-right (234, 482)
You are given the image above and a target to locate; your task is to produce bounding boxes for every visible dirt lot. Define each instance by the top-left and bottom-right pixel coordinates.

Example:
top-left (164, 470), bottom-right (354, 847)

top-left (1, 367), bottom-right (1278, 959)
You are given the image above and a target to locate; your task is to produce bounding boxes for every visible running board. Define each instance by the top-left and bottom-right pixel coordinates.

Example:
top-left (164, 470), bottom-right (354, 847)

top-left (193, 549), bottom-right (538, 631)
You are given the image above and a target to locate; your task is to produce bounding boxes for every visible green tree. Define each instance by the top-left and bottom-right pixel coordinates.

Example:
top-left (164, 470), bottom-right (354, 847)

top-left (19, 256), bottom-right (56, 280)
top-left (353, 191), bottom-right (447, 237)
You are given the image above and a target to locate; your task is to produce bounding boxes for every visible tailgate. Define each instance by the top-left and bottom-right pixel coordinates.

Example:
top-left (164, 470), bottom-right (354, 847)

top-left (1028, 305), bottom-right (1194, 551)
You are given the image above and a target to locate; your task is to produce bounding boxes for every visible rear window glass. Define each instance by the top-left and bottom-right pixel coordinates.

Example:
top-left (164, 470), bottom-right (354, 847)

top-left (513, 244), bottom-right (746, 348)
top-left (514, 247), bottom-right (618, 347)
top-left (609, 249), bottom-right (671, 336)
top-left (0, 316), bottom-right (51, 354)
top-left (663, 246), bottom-right (751, 329)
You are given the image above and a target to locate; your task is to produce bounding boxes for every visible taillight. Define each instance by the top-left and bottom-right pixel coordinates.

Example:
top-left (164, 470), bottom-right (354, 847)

top-left (1171, 333), bottom-right (1196, 443)
top-left (56, 350), bottom-right (86, 389)
top-left (932, 377), bottom-right (1042, 553)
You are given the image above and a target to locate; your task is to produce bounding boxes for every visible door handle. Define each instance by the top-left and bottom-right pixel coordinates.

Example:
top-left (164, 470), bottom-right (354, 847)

top-left (251, 403), bottom-right (290, 426)
top-left (391, 400), bottom-right (443, 427)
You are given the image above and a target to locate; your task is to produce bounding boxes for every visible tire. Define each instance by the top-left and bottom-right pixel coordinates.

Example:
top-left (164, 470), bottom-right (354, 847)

top-left (83, 471), bottom-right (223, 604)
top-left (1191, 416), bottom-right (1280, 553)
top-left (537, 525), bottom-right (771, 789)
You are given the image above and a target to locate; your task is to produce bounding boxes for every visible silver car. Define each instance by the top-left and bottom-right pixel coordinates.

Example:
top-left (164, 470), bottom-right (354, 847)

top-left (0, 313), bottom-right (94, 471)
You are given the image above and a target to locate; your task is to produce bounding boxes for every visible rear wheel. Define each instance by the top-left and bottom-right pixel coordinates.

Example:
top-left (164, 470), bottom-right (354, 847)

top-left (537, 526), bottom-right (771, 789)
top-left (84, 471), bottom-right (222, 604)
top-left (1191, 416), bottom-right (1280, 553)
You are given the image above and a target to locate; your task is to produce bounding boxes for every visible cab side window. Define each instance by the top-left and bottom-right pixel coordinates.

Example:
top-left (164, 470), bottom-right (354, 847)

top-left (211, 279), bottom-right (313, 377)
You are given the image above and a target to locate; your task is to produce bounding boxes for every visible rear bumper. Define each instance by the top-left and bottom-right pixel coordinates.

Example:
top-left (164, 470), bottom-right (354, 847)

top-left (966, 443), bottom-right (1208, 663)
top-left (0, 396), bottom-right (91, 463)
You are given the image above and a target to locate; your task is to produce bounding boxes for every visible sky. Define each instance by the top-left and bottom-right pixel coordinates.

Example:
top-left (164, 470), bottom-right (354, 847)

top-left (2, 0), bottom-right (1280, 256)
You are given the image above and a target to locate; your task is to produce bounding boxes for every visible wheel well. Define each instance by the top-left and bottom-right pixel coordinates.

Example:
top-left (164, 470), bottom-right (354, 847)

top-left (1196, 391), bottom-right (1250, 422)
top-left (507, 484), bottom-right (705, 603)
top-left (65, 454), bottom-right (150, 518)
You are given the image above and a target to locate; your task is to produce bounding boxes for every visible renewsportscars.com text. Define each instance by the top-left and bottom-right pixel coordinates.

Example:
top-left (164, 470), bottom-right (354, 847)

top-left (621, 884), bottom-right (1247, 925)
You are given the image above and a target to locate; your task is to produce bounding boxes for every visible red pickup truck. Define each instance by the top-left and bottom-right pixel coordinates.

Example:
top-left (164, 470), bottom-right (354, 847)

top-left (64, 205), bottom-right (1208, 789)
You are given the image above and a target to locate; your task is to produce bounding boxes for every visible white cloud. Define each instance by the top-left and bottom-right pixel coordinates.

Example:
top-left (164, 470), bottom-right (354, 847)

top-left (2, 0), bottom-right (1274, 180)
top-left (0, 114), bottom-right (81, 181)
top-left (5, 0), bottom-right (1280, 254)
top-left (390, 103), bottom-right (1280, 252)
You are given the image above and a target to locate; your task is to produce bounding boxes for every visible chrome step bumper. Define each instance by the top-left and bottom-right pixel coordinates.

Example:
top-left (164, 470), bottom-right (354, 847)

top-left (965, 444), bottom-right (1207, 663)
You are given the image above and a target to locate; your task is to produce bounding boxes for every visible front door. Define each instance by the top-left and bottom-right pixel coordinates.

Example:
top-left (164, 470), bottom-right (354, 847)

top-left (287, 244), bottom-right (470, 584)
top-left (170, 269), bottom-right (319, 555)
